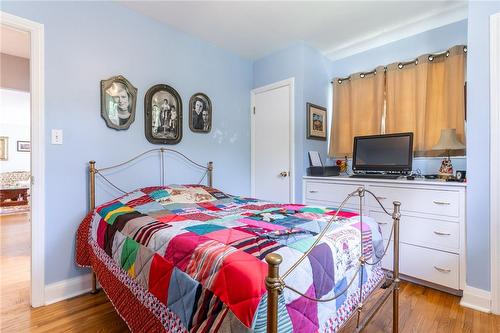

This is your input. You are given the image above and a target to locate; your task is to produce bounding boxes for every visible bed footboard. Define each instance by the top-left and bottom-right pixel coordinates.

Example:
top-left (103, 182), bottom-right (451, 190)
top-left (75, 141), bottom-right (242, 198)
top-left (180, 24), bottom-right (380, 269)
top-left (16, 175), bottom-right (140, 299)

top-left (265, 189), bottom-right (401, 333)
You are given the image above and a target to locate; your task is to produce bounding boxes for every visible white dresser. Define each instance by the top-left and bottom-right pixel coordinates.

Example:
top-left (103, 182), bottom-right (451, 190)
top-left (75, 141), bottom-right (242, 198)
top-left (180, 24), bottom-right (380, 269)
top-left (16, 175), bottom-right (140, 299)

top-left (302, 176), bottom-right (466, 295)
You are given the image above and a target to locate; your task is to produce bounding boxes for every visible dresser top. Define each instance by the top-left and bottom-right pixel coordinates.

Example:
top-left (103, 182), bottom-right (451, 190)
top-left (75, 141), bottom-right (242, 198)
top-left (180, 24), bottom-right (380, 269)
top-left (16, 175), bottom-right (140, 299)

top-left (303, 175), bottom-right (467, 188)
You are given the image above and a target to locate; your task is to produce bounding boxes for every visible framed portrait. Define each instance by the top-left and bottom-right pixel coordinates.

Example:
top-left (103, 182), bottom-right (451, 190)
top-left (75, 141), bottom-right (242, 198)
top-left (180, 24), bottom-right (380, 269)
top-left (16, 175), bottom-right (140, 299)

top-left (145, 84), bottom-right (183, 144)
top-left (0, 137), bottom-right (8, 160)
top-left (101, 75), bottom-right (137, 130)
top-left (17, 141), bottom-right (30, 152)
top-left (307, 103), bottom-right (327, 141)
top-left (189, 93), bottom-right (212, 133)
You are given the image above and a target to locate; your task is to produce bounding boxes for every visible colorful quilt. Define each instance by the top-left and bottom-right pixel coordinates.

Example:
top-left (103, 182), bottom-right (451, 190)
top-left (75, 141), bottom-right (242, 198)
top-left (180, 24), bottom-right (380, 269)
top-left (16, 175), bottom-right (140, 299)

top-left (76, 185), bottom-right (385, 333)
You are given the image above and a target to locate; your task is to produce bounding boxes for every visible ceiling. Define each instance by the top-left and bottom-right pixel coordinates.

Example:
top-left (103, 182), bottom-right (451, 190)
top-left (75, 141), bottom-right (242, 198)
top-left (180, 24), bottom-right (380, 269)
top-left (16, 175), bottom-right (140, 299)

top-left (0, 25), bottom-right (30, 59)
top-left (120, 1), bottom-right (467, 61)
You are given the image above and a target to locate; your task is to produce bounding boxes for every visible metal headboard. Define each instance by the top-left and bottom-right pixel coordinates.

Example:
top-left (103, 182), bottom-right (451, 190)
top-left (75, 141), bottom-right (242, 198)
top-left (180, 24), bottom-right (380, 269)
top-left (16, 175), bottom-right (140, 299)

top-left (87, 147), bottom-right (213, 293)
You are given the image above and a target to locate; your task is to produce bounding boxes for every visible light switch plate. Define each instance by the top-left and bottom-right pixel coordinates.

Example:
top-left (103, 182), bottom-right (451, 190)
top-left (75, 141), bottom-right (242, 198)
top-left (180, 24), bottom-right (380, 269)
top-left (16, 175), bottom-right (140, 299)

top-left (51, 129), bottom-right (63, 144)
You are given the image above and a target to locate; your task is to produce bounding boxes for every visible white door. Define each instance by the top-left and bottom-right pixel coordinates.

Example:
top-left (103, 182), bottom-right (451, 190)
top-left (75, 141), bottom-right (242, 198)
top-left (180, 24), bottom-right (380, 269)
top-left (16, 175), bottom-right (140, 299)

top-left (251, 79), bottom-right (294, 203)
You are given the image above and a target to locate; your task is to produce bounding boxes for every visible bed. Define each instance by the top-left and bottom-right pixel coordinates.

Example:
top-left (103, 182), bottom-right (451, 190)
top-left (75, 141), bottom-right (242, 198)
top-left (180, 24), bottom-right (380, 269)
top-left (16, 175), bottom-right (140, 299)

top-left (76, 148), bottom-right (401, 333)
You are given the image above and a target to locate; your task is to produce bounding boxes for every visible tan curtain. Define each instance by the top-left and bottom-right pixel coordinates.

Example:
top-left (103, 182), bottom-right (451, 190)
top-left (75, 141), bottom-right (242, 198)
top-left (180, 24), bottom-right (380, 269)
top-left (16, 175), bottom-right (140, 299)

top-left (329, 78), bottom-right (352, 157)
top-left (385, 57), bottom-right (429, 152)
top-left (424, 45), bottom-right (466, 154)
top-left (329, 66), bottom-right (385, 157)
top-left (386, 45), bottom-right (466, 155)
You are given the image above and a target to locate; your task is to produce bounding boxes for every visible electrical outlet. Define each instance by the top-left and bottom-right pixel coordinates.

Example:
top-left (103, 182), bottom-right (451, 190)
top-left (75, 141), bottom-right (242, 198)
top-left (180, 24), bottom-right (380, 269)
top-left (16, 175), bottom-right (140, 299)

top-left (51, 129), bottom-right (63, 144)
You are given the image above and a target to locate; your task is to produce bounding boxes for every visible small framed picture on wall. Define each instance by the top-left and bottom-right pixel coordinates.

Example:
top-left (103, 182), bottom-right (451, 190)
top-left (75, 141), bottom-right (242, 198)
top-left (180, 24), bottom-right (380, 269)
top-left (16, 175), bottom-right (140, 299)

top-left (307, 103), bottom-right (327, 140)
top-left (0, 137), bottom-right (8, 160)
top-left (17, 141), bottom-right (30, 152)
top-left (189, 93), bottom-right (212, 133)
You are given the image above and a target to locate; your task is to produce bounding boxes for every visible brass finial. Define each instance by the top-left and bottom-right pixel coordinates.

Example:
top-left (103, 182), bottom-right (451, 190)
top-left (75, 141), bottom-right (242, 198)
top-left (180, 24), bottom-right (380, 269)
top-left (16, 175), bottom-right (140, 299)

top-left (265, 253), bottom-right (283, 266)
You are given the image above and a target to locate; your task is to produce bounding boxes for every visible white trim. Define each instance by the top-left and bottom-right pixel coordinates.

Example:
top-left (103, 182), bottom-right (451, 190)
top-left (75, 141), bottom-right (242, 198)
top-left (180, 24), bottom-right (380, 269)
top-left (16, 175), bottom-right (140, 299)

top-left (324, 3), bottom-right (468, 61)
top-left (45, 274), bottom-right (93, 305)
top-left (460, 285), bottom-right (492, 313)
top-left (490, 11), bottom-right (500, 316)
top-left (1, 11), bottom-right (45, 308)
top-left (250, 78), bottom-right (295, 202)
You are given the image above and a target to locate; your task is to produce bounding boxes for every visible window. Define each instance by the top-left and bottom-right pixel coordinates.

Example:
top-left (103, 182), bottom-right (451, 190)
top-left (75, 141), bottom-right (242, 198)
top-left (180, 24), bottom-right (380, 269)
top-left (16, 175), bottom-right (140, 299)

top-left (328, 45), bottom-right (467, 158)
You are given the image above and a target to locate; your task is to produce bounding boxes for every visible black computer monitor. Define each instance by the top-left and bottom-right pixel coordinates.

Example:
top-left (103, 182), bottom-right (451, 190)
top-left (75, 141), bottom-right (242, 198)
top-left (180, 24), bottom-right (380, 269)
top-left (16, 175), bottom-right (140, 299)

top-left (352, 132), bottom-right (414, 174)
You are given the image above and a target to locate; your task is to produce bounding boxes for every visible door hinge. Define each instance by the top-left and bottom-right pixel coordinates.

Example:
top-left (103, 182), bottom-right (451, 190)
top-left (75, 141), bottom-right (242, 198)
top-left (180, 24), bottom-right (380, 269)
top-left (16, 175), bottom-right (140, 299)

top-left (253, 107), bottom-right (255, 115)
top-left (30, 175), bottom-right (35, 185)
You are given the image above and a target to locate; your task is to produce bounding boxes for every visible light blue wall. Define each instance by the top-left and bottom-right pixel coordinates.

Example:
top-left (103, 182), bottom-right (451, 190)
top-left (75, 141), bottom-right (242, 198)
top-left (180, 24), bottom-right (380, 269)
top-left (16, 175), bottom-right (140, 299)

top-left (253, 43), bottom-right (331, 203)
top-left (302, 45), bottom-right (332, 184)
top-left (329, 20), bottom-right (468, 77)
top-left (253, 43), bottom-right (305, 203)
top-left (466, 1), bottom-right (500, 291)
top-left (2, 1), bottom-right (253, 284)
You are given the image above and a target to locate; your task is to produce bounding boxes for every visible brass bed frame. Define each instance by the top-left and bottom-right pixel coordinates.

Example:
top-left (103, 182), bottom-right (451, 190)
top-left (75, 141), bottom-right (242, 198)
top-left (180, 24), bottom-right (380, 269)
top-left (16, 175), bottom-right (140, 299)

top-left (87, 148), bottom-right (400, 333)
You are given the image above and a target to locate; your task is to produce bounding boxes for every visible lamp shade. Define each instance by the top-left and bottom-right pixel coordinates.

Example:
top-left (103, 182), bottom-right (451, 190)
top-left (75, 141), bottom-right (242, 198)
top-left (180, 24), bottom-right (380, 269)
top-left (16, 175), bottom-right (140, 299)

top-left (432, 128), bottom-right (465, 150)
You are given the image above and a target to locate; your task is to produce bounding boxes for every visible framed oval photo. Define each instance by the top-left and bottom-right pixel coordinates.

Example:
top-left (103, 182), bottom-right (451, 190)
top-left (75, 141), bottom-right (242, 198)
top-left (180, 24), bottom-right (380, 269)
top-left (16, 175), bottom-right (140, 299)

top-left (100, 75), bottom-right (137, 130)
top-left (189, 93), bottom-right (212, 133)
top-left (144, 84), bottom-right (183, 144)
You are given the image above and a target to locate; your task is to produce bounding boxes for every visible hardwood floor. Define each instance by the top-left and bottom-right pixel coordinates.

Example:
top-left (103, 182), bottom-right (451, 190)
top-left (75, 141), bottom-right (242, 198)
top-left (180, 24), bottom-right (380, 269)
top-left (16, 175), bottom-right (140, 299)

top-left (1, 213), bottom-right (31, 331)
top-left (1, 213), bottom-right (499, 332)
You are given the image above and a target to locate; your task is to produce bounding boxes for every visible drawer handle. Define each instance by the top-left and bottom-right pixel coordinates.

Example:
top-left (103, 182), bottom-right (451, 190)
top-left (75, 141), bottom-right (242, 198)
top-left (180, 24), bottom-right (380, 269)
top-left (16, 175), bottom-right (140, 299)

top-left (433, 201), bottom-right (451, 205)
top-left (377, 221), bottom-right (388, 225)
top-left (433, 266), bottom-right (451, 273)
top-left (308, 190), bottom-right (318, 193)
top-left (376, 196), bottom-right (387, 200)
top-left (433, 231), bottom-right (451, 236)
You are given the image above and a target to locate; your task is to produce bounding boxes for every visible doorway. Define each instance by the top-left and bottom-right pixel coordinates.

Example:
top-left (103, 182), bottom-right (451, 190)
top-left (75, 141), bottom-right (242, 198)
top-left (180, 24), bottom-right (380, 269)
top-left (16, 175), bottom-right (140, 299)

top-left (0, 11), bottom-right (45, 309)
top-left (0, 24), bottom-right (32, 323)
top-left (251, 78), bottom-right (295, 203)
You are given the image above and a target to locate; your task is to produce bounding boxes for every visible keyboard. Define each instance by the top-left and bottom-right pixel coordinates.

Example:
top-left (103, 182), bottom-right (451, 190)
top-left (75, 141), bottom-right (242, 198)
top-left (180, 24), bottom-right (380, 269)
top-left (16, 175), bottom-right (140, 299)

top-left (349, 173), bottom-right (401, 180)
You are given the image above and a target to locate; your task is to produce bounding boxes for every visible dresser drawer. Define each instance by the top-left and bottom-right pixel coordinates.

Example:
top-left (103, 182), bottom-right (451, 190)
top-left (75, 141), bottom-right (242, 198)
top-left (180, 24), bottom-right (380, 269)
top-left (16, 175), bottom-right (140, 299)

top-left (383, 242), bottom-right (459, 290)
top-left (304, 181), bottom-right (363, 209)
top-left (367, 185), bottom-right (460, 217)
top-left (369, 210), bottom-right (460, 253)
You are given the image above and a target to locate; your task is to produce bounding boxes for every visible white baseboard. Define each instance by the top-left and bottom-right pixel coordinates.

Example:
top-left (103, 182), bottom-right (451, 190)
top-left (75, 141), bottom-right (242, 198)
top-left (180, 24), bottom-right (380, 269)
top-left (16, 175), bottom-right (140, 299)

top-left (42, 276), bottom-right (494, 314)
top-left (44, 273), bottom-right (93, 305)
top-left (460, 285), bottom-right (492, 313)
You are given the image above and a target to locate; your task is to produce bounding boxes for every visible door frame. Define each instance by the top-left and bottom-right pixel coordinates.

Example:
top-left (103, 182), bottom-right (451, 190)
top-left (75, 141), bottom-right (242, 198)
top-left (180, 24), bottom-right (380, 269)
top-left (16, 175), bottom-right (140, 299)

top-left (250, 78), bottom-right (295, 202)
top-left (490, 11), bottom-right (500, 315)
top-left (1, 11), bottom-right (45, 307)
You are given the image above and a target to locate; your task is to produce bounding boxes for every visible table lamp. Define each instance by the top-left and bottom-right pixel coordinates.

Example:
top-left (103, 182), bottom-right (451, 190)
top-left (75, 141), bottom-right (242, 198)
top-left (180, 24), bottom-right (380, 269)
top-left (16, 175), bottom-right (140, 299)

top-left (432, 128), bottom-right (465, 179)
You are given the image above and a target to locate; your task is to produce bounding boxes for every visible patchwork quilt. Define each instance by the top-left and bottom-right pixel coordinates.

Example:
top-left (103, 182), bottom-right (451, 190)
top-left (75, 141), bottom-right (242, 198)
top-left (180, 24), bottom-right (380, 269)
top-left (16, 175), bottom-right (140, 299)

top-left (76, 185), bottom-right (385, 333)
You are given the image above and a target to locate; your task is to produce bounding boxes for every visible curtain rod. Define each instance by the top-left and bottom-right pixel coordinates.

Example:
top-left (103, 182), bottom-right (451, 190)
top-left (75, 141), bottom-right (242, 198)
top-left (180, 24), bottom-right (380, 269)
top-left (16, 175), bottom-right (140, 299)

top-left (331, 45), bottom-right (467, 84)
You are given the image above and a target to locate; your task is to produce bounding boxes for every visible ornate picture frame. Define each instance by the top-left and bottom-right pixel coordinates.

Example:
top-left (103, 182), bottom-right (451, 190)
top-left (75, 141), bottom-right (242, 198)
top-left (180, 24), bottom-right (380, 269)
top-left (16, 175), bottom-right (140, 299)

top-left (189, 93), bottom-right (212, 133)
top-left (100, 75), bottom-right (137, 130)
top-left (144, 84), bottom-right (183, 144)
top-left (306, 103), bottom-right (327, 141)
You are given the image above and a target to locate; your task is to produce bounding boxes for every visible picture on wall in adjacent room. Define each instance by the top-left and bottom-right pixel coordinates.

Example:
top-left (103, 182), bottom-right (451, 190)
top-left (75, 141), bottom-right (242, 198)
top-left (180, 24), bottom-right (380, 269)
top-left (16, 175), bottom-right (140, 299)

top-left (0, 137), bottom-right (7, 160)
top-left (100, 75), bottom-right (137, 130)
top-left (145, 84), bottom-right (183, 144)
top-left (189, 93), bottom-right (212, 133)
top-left (307, 103), bottom-right (327, 140)
top-left (17, 141), bottom-right (30, 152)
